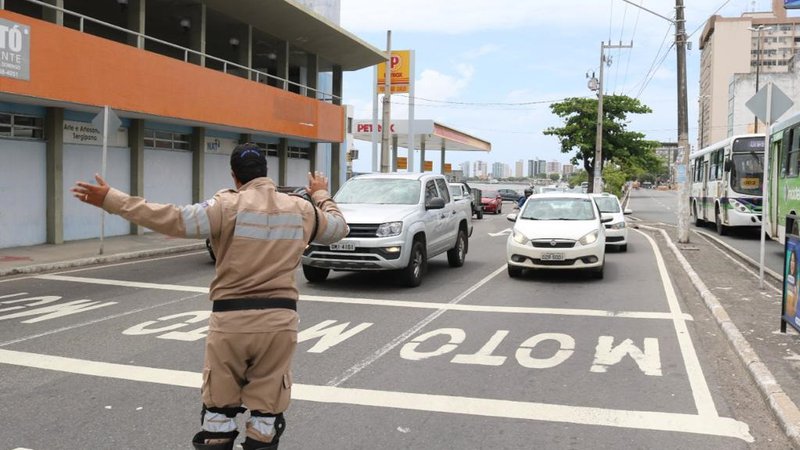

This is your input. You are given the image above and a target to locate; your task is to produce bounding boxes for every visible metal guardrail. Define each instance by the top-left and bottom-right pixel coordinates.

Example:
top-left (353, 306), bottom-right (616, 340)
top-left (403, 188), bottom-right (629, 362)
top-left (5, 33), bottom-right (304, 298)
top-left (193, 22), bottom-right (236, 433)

top-left (1, 0), bottom-right (340, 102)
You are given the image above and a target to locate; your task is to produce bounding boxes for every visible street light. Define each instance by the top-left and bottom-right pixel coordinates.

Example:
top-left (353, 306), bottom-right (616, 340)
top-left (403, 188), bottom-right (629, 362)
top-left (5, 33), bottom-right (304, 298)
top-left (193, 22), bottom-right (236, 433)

top-left (748, 25), bottom-right (773, 133)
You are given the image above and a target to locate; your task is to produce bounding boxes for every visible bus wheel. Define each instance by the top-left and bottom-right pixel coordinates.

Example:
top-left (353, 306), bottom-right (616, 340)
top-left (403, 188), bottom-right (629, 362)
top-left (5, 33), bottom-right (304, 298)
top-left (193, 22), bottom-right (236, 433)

top-left (692, 202), bottom-right (704, 226)
top-left (715, 209), bottom-right (728, 236)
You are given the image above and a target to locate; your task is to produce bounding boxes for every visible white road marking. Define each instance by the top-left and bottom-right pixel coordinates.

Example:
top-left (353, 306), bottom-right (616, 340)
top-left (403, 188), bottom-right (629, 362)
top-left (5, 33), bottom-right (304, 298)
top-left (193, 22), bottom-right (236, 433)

top-left (633, 228), bottom-right (719, 417)
top-left (488, 228), bottom-right (512, 237)
top-left (0, 348), bottom-right (753, 442)
top-left (33, 274), bottom-right (692, 320)
top-left (325, 264), bottom-right (508, 387)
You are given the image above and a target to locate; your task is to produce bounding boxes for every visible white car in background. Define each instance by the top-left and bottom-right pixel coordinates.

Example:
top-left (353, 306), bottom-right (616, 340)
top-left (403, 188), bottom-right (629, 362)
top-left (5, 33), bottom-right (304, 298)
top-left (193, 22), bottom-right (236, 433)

top-left (506, 193), bottom-right (611, 279)
top-left (590, 193), bottom-right (632, 252)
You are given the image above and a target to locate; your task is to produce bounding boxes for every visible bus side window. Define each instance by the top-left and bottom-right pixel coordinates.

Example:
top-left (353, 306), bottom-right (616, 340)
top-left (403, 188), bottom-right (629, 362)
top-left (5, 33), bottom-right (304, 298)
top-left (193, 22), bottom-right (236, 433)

top-left (793, 127), bottom-right (800, 177)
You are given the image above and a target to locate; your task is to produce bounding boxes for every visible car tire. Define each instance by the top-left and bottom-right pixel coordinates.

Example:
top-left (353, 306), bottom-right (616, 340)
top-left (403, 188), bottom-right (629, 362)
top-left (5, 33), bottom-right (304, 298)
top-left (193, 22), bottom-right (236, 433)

top-left (507, 264), bottom-right (523, 278)
top-left (591, 264), bottom-right (604, 280)
top-left (715, 208), bottom-right (728, 236)
top-left (400, 239), bottom-right (427, 287)
top-left (692, 202), bottom-right (704, 226)
top-left (302, 264), bottom-right (330, 282)
top-left (447, 229), bottom-right (467, 267)
top-left (205, 238), bottom-right (216, 262)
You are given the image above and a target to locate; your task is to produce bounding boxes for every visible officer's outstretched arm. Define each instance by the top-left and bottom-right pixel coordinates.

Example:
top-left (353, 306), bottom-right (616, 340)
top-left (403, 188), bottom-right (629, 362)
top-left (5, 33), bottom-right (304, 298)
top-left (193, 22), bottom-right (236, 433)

top-left (306, 171), bottom-right (349, 245)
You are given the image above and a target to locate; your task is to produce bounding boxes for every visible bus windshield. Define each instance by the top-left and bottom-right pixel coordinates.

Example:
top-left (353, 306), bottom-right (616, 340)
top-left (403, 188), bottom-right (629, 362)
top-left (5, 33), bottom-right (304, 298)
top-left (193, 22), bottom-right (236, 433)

top-left (730, 152), bottom-right (764, 196)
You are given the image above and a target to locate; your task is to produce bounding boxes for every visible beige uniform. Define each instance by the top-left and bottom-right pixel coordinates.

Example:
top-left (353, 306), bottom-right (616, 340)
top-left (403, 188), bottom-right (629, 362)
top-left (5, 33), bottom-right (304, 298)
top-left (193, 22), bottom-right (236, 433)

top-left (102, 177), bottom-right (348, 436)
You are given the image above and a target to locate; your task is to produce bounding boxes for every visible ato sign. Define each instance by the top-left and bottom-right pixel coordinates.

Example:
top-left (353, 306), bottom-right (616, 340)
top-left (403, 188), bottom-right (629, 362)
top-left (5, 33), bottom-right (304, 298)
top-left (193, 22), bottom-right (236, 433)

top-left (0, 18), bottom-right (29, 81)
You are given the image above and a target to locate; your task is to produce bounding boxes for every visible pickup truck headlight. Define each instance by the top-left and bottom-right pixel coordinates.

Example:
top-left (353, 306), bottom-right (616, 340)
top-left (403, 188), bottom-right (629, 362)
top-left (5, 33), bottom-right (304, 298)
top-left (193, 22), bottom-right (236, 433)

top-left (376, 221), bottom-right (403, 237)
top-left (579, 230), bottom-right (599, 245)
top-left (511, 229), bottom-right (529, 245)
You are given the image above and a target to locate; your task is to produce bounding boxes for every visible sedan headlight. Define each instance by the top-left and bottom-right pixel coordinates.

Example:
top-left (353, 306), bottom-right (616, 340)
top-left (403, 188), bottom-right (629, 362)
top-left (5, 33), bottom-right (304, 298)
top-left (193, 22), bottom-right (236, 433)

top-left (609, 221), bottom-right (626, 230)
top-left (511, 229), bottom-right (529, 245)
top-left (579, 230), bottom-right (599, 245)
top-left (376, 221), bottom-right (403, 237)
top-left (728, 198), bottom-right (749, 213)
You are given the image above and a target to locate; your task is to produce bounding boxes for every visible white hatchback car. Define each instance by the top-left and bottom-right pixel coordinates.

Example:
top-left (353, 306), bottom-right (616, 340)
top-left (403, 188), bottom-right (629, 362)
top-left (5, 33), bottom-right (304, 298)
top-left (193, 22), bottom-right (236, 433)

top-left (506, 193), bottom-right (611, 279)
top-left (590, 193), bottom-right (632, 252)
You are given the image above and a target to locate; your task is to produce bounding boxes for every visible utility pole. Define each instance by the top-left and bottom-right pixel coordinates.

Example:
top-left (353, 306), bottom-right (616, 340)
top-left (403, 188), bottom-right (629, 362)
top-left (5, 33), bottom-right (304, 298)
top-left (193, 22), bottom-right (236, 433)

top-left (591, 41), bottom-right (632, 194)
top-left (621, 0), bottom-right (690, 242)
top-left (676, 0), bottom-right (690, 243)
top-left (380, 30), bottom-right (392, 173)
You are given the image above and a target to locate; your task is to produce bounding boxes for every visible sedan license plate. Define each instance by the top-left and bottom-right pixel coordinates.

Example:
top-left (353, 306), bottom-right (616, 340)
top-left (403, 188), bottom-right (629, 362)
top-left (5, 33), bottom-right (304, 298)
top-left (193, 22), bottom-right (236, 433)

top-left (330, 242), bottom-right (355, 251)
top-left (541, 252), bottom-right (564, 261)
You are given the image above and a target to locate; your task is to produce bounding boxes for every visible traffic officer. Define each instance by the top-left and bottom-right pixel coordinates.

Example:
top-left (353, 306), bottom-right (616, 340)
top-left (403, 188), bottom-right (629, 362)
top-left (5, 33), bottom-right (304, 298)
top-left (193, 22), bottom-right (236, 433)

top-left (517, 187), bottom-right (533, 209)
top-left (71, 143), bottom-right (349, 450)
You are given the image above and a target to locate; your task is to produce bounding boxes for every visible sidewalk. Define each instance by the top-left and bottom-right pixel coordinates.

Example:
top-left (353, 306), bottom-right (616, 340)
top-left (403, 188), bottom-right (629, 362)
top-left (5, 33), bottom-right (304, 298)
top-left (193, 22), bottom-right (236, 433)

top-left (0, 233), bottom-right (205, 277)
top-left (636, 221), bottom-right (800, 447)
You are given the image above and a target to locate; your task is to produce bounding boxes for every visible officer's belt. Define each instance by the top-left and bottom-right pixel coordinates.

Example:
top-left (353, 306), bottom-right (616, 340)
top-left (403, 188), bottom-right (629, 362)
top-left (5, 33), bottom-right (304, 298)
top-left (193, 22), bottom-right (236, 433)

top-left (212, 298), bottom-right (297, 312)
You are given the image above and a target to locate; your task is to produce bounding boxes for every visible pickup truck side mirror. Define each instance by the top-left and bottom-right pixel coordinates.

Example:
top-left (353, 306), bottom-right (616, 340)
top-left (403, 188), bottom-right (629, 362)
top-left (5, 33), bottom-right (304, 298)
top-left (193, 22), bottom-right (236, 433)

top-left (623, 208), bottom-right (633, 215)
top-left (426, 197), bottom-right (446, 210)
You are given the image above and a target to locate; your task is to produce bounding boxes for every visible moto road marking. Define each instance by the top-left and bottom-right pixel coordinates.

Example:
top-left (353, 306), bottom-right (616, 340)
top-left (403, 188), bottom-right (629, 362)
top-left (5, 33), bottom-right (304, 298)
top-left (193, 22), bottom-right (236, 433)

top-left (0, 348), bottom-right (753, 442)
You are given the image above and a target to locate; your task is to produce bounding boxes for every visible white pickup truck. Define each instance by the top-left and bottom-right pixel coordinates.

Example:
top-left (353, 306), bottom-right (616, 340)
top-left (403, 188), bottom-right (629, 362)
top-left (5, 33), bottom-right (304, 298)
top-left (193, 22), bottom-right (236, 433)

top-left (301, 172), bottom-right (473, 287)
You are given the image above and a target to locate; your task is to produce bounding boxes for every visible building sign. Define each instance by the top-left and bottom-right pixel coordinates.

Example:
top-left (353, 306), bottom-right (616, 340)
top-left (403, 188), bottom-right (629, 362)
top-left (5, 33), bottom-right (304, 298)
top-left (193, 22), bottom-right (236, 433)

top-left (0, 18), bottom-right (30, 80)
top-left (63, 120), bottom-right (128, 147)
top-left (423, 160), bottom-right (433, 172)
top-left (377, 50), bottom-right (411, 94)
top-left (396, 156), bottom-right (407, 170)
top-left (444, 163), bottom-right (452, 173)
top-left (204, 136), bottom-right (239, 154)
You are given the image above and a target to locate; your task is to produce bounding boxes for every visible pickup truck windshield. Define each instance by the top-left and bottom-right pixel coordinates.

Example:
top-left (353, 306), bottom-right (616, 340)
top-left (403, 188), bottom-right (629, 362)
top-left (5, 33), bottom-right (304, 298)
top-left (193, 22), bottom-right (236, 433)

top-left (334, 178), bottom-right (421, 205)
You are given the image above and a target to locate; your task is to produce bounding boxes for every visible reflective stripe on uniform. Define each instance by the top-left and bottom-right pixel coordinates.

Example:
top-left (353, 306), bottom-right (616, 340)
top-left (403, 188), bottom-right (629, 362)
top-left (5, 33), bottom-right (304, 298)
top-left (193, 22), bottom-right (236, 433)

top-left (234, 211), bottom-right (304, 241)
top-left (201, 411), bottom-right (238, 433)
top-left (180, 204), bottom-right (211, 238)
top-left (317, 212), bottom-right (347, 243)
top-left (247, 416), bottom-right (276, 438)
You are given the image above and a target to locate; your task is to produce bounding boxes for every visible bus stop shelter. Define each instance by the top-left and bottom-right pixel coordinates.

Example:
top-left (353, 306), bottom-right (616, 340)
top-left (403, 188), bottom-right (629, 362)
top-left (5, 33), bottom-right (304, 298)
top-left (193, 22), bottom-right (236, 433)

top-left (352, 119), bottom-right (491, 173)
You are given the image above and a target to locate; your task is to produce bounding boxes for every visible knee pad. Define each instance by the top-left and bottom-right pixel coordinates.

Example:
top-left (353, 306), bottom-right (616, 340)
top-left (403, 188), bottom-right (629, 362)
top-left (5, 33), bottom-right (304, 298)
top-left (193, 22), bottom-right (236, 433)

top-left (246, 412), bottom-right (285, 446)
top-left (201, 405), bottom-right (245, 433)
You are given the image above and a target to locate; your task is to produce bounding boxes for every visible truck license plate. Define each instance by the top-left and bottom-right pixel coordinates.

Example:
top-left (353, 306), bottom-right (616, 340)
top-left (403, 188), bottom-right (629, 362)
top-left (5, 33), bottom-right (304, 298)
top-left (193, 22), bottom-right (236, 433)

top-left (541, 252), bottom-right (564, 261)
top-left (330, 242), bottom-right (355, 251)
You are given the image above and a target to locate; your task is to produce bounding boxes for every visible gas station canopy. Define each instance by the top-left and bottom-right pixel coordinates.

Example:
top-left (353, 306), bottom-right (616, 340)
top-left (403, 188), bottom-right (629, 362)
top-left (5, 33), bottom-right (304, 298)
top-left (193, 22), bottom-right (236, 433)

top-left (352, 120), bottom-right (491, 152)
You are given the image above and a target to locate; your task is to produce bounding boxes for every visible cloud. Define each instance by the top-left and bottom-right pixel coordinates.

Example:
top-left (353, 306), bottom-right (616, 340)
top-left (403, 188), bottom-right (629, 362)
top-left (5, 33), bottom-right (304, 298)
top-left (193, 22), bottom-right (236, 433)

top-left (462, 44), bottom-right (501, 60)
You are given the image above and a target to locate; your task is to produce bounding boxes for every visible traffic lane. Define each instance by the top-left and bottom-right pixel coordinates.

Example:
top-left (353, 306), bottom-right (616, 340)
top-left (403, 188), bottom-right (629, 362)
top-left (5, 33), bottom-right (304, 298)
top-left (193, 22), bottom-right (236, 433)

top-left (299, 211), bottom-right (514, 300)
top-left (0, 363), bottom-right (195, 450)
top-left (628, 189), bottom-right (678, 224)
top-left (472, 230), bottom-right (670, 313)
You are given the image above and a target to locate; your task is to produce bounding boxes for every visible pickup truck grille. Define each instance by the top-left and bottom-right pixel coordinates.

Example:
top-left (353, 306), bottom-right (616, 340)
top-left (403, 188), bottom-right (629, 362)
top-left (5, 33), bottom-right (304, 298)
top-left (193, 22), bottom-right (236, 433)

top-left (347, 224), bottom-right (381, 238)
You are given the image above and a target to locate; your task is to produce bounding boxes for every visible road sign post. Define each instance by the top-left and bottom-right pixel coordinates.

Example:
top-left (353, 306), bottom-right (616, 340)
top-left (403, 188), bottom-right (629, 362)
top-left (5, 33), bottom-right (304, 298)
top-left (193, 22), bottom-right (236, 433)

top-left (91, 106), bottom-right (121, 255)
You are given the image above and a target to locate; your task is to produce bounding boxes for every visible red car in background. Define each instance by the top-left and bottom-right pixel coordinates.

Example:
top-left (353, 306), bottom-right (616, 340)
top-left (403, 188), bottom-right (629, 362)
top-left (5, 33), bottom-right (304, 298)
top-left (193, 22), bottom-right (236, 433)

top-left (481, 190), bottom-right (503, 214)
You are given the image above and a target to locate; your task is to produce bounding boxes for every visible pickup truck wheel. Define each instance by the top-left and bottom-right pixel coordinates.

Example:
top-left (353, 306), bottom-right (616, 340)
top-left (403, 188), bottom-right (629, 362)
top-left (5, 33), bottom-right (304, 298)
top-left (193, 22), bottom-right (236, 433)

top-left (303, 264), bottom-right (330, 282)
top-left (447, 229), bottom-right (467, 267)
top-left (401, 240), bottom-right (426, 287)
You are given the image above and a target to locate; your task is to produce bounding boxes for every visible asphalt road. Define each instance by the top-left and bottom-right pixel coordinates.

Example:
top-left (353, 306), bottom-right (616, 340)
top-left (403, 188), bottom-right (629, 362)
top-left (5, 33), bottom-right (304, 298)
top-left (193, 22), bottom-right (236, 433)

top-left (627, 188), bottom-right (785, 275)
top-left (0, 203), bottom-right (790, 449)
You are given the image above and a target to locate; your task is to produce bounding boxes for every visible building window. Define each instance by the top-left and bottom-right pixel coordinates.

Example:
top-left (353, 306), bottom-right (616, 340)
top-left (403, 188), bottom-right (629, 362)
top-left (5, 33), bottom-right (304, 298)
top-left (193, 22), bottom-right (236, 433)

top-left (254, 142), bottom-right (279, 156)
top-left (0, 112), bottom-right (44, 140)
top-left (288, 146), bottom-right (310, 159)
top-left (144, 129), bottom-right (191, 151)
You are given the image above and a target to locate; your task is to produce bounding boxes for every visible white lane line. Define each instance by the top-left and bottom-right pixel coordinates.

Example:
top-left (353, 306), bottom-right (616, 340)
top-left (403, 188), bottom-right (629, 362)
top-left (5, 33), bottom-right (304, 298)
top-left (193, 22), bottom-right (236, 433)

top-left (34, 274), bottom-right (691, 321)
top-left (0, 348), bottom-right (753, 442)
top-left (326, 264), bottom-right (508, 387)
top-left (634, 228), bottom-right (719, 418)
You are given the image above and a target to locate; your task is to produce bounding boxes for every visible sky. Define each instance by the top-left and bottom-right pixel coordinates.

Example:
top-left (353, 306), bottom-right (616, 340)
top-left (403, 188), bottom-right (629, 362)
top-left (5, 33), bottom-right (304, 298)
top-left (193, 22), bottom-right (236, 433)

top-left (338, 0), bottom-right (800, 174)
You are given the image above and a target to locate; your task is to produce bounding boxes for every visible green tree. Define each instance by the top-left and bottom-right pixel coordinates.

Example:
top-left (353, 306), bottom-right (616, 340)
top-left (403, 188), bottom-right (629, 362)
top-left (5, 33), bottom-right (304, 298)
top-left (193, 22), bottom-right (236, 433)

top-left (548, 173), bottom-right (560, 182)
top-left (543, 95), bottom-right (658, 193)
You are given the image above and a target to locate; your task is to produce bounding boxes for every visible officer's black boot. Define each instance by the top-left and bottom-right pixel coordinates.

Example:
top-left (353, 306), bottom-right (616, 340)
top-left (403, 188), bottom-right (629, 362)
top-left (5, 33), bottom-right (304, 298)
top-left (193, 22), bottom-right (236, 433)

top-left (242, 436), bottom-right (278, 450)
top-left (191, 431), bottom-right (238, 450)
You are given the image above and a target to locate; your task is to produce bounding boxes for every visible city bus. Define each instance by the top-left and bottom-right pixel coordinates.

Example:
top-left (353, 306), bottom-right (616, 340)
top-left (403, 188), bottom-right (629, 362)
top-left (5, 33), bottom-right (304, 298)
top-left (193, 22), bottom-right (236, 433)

top-left (765, 112), bottom-right (800, 243)
top-left (689, 134), bottom-right (765, 235)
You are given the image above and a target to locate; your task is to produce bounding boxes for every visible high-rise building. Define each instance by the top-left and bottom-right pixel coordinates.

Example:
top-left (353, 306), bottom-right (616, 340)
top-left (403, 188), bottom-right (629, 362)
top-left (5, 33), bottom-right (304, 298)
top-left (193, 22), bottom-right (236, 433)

top-left (546, 160), bottom-right (561, 175)
top-left (562, 165), bottom-right (575, 176)
top-left (474, 161), bottom-right (488, 179)
top-left (459, 161), bottom-right (471, 178)
top-left (699, 0), bottom-right (800, 147)
top-left (527, 160), bottom-right (535, 177)
top-left (492, 162), bottom-right (505, 179)
top-left (535, 160), bottom-right (547, 176)
top-left (515, 160), bottom-right (524, 178)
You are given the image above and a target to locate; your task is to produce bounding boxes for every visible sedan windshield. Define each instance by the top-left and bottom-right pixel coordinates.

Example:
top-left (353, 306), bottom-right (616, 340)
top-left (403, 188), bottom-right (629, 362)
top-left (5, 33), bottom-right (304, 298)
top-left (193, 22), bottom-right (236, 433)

top-left (520, 198), bottom-right (596, 220)
top-left (334, 179), bottom-right (420, 204)
top-left (593, 197), bottom-right (620, 213)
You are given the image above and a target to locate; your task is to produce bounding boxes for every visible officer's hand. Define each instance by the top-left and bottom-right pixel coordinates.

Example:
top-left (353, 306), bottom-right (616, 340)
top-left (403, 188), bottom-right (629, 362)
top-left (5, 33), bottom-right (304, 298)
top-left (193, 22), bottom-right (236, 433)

top-left (71, 173), bottom-right (110, 207)
top-left (307, 171), bottom-right (328, 195)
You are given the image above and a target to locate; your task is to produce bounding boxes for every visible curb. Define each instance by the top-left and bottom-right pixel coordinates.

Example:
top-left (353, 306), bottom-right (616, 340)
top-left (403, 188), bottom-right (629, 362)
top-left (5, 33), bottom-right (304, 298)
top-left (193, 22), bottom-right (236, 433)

top-left (693, 228), bottom-right (783, 283)
top-left (0, 242), bottom-right (206, 278)
top-left (639, 224), bottom-right (800, 447)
